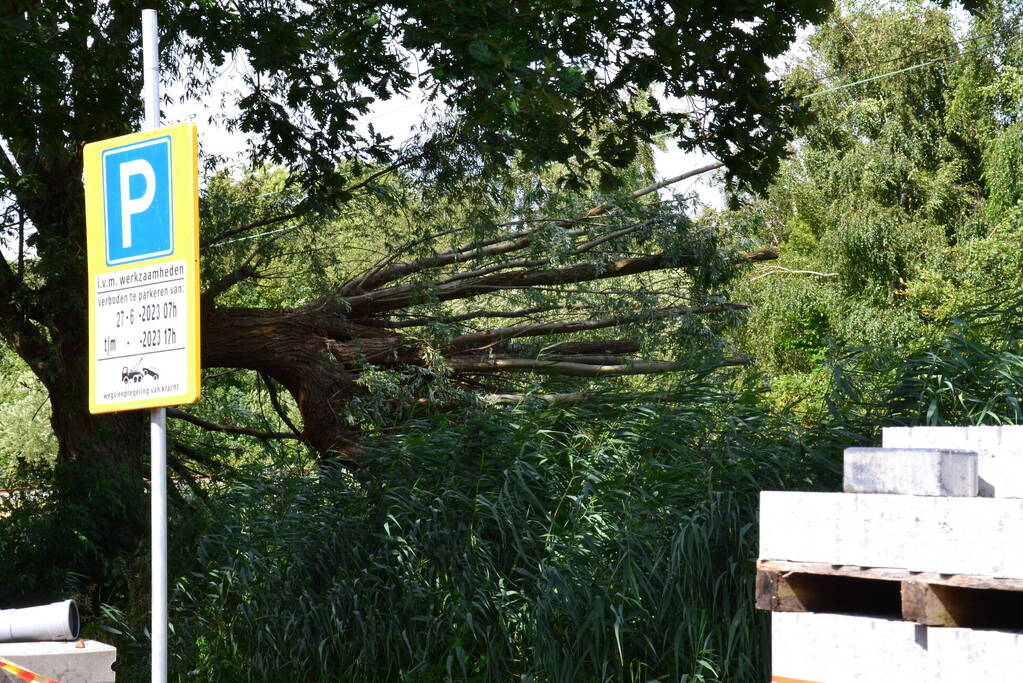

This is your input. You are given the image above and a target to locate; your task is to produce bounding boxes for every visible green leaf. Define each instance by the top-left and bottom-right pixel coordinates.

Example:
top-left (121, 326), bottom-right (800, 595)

top-left (468, 39), bottom-right (494, 63)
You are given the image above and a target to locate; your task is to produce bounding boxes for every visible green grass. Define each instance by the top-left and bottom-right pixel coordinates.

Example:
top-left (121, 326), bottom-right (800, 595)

top-left (62, 302), bottom-right (1023, 681)
top-left (100, 375), bottom-right (839, 682)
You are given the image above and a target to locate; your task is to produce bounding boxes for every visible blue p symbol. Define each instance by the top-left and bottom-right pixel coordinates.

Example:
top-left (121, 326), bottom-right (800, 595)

top-left (102, 136), bottom-right (173, 265)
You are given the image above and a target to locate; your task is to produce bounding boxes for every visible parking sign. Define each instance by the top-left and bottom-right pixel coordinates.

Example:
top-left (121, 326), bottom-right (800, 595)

top-left (103, 135), bottom-right (174, 265)
top-left (84, 123), bottom-right (200, 413)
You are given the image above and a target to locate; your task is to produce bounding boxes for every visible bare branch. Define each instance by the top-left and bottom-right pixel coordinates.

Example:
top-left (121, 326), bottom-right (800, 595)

top-left (377, 305), bottom-right (558, 328)
top-left (346, 253), bottom-right (668, 314)
top-left (259, 372), bottom-right (306, 440)
top-left (573, 223), bottom-right (648, 255)
top-left (346, 246), bottom-right (776, 316)
top-left (433, 221), bottom-right (652, 288)
top-left (434, 256), bottom-right (548, 285)
top-left (342, 154), bottom-right (423, 195)
top-left (341, 225), bottom-right (593, 295)
top-left (545, 340), bottom-right (639, 355)
top-left (579, 161), bottom-right (724, 221)
top-left (0, 313), bottom-right (55, 387)
top-left (165, 447), bottom-right (211, 506)
top-left (448, 357), bottom-right (688, 377)
top-left (347, 218), bottom-right (566, 295)
top-left (541, 354), bottom-right (640, 364)
top-left (741, 246), bottom-right (780, 261)
top-left (446, 303), bottom-right (750, 351)
top-left (459, 353), bottom-right (749, 378)
top-left (0, 244), bottom-right (15, 297)
top-left (451, 217), bottom-right (582, 251)
top-left (171, 439), bottom-right (232, 474)
top-left (749, 266), bottom-right (838, 282)
top-left (341, 162), bottom-right (723, 295)
top-left (16, 209), bottom-right (25, 281)
top-left (167, 407), bottom-right (301, 440)
top-left (327, 337), bottom-right (423, 366)
top-left (482, 391), bottom-right (602, 405)
top-left (455, 350), bottom-right (643, 365)
top-left (482, 391), bottom-right (680, 405)
top-left (345, 225), bottom-right (498, 293)
top-left (0, 139), bottom-right (21, 185)
top-left (202, 245), bottom-right (264, 303)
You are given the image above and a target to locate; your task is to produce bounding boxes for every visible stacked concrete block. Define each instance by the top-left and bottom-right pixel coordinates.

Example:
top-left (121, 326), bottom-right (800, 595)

top-left (843, 447), bottom-right (977, 496)
top-left (760, 426), bottom-right (1023, 683)
top-left (760, 491), bottom-right (1023, 577)
top-left (883, 425), bottom-right (1023, 497)
top-left (773, 612), bottom-right (1023, 683)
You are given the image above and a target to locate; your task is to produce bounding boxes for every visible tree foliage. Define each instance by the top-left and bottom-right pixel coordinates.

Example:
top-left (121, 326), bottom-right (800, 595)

top-left (9, 4), bottom-right (1023, 679)
top-left (0, 0), bottom-right (830, 474)
top-left (1, 0), bottom-right (828, 199)
top-left (99, 377), bottom-right (838, 682)
top-left (726, 0), bottom-right (1023, 392)
top-left (0, 348), bottom-right (55, 479)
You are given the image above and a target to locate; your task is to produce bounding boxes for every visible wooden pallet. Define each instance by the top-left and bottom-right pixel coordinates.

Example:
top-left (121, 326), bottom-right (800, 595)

top-left (757, 559), bottom-right (1023, 629)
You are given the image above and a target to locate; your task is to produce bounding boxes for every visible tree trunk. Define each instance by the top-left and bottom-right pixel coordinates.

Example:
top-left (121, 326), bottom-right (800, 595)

top-left (3, 234), bottom-right (149, 568)
top-left (202, 305), bottom-right (372, 456)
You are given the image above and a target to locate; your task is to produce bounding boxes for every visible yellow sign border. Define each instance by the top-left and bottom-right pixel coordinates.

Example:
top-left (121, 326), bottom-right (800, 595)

top-left (84, 122), bottom-right (200, 414)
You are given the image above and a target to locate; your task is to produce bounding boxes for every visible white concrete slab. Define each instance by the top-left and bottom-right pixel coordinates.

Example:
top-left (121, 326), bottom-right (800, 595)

top-left (883, 426), bottom-right (1023, 497)
top-left (843, 447), bottom-right (978, 496)
top-left (773, 612), bottom-right (1023, 682)
top-left (0, 640), bottom-right (115, 683)
top-left (759, 491), bottom-right (1023, 578)
top-left (772, 612), bottom-right (925, 682)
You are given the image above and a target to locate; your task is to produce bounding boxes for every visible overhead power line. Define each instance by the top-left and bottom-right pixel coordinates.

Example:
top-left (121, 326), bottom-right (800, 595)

top-left (806, 21), bottom-right (1011, 87)
top-left (802, 24), bottom-right (1020, 101)
top-left (207, 20), bottom-right (1021, 248)
top-left (206, 221), bottom-right (307, 249)
top-left (804, 55), bottom-right (948, 100)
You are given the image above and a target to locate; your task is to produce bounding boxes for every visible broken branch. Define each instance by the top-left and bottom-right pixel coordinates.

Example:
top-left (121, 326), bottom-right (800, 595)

top-left (167, 407), bottom-right (301, 440)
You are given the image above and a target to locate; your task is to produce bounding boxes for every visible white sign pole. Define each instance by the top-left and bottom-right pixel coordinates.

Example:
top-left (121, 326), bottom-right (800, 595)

top-left (141, 9), bottom-right (168, 683)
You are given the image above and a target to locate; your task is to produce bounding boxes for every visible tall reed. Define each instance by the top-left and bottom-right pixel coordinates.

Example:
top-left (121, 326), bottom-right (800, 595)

top-left (106, 376), bottom-right (838, 681)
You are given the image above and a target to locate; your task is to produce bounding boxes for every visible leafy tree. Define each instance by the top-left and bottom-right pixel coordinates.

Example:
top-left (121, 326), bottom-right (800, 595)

top-left (0, 347), bottom-right (56, 478)
top-left (726, 0), bottom-right (1022, 394)
top-left (0, 0), bottom-right (831, 481)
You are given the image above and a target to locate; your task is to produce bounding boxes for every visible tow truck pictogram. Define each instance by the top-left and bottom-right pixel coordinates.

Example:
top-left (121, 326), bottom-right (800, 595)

top-left (121, 358), bottom-right (159, 383)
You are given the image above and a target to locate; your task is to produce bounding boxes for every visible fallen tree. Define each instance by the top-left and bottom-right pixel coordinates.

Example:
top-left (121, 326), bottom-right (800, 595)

top-left (0, 0), bottom-right (821, 475)
top-left (193, 164), bottom-right (776, 458)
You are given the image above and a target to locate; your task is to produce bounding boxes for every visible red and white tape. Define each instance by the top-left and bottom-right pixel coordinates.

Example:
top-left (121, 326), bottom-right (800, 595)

top-left (0, 656), bottom-right (61, 683)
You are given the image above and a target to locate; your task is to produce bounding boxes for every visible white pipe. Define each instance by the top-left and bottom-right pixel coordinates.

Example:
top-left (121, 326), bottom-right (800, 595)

top-left (0, 600), bottom-right (80, 642)
top-left (142, 9), bottom-right (168, 683)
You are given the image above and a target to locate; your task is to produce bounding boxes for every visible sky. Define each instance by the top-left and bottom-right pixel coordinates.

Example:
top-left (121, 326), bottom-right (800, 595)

top-left (164, 79), bottom-right (729, 207)
top-left (149, 0), bottom-right (975, 220)
top-left (162, 21), bottom-right (822, 212)
top-left (2, 19), bottom-right (821, 260)
top-left (159, 41), bottom-right (767, 212)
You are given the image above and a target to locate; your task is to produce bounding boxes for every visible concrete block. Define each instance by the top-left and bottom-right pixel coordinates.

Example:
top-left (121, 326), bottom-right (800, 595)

top-left (843, 447), bottom-right (978, 496)
top-left (0, 640), bottom-right (115, 683)
top-left (759, 491), bottom-right (1023, 578)
top-left (927, 625), bottom-right (1023, 681)
top-left (773, 611), bottom-right (1023, 682)
top-left (772, 612), bottom-right (926, 682)
top-left (883, 426), bottom-right (1023, 497)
